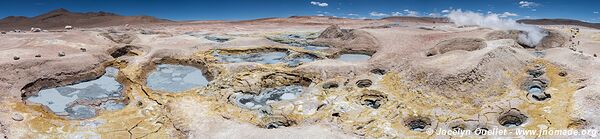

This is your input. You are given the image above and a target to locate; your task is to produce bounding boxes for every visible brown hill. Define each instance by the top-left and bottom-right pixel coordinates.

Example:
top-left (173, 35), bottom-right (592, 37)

top-left (517, 19), bottom-right (600, 29)
top-left (0, 8), bottom-right (172, 30)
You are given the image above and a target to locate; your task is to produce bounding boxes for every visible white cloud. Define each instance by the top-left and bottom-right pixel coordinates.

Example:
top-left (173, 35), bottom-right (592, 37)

top-left (316, 14), bottom-right (325, 16)
top-left (428, 13), bottom-right (441, 17)
top-left (594, 11), bottom-right (599, 14)
top-left (519, 1), bottom-right (540, 8)
top-left (441, 10), bottom-right (450, 13)
top-left (499, 12), bottom-right (519, 17)
top-left (310, 1), bottom-right (328, 7)
top-left (531, 9), bottom-right (537, 11)
top-left (403, 9), bottom-right (419, 16)
top-left (391, 12), bottom-right (403, 16)
top-left (347, 13), bottom-right (359, 16)
top-left (369, 12), bottom-right (389, 17)
top-left (317, 11), bottom-right (329, 14)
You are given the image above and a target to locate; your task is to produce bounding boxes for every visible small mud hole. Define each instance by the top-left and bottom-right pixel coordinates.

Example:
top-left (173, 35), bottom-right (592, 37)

top-left (110, 45), bottom-right (142, 58)
top-left (370, 68), bottom-right (386, 75)
top-left (356, 79), bottom-right (372, 88)
top-left (322, 82), bottom-right (339, 89)
top-left (524, 79), bottom-right (551, 101)
top-left (558, 71), bottom-right (568, 77)
top-left (474, 127), bottom-right (489, 135)
top-left (146, 64), bottom-right (209, 92)
top-left (528, 85), bottom-right (551, 101)
top-left (26, 67), bottom-right (126, 119)
top-left (359, 90), bottom-right (387, 109)
top-left (264, 120), bottom-right (294, 129)
top-left (527, 64), bottom-right (545, 78)
top-left (232, 85), bottom-right (304, 110)
top-left (405, 117), bottom-right (432, 131)
top-left (213, 49), bottom-right (319, 67)
top-left (498, 109), bottom-right (528, 127)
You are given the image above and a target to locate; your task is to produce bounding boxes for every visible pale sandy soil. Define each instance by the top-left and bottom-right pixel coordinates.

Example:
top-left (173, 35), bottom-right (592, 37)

top-left (0, 16), bottom-right (599, 138)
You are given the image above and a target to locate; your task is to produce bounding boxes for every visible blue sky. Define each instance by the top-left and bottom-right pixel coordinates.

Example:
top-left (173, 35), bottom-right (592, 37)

top-left (1, 0), bottom-right (599, 22)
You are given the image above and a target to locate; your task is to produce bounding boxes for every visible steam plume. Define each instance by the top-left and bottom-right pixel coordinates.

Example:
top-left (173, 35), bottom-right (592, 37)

top-left (447, 9), bottom-right (547, 47)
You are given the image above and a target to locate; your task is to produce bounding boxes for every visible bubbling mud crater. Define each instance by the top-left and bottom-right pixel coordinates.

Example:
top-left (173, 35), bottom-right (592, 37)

top-left (25, 67), bottom-right (127, 119)
top-left (211, 48), bottom-right (321, 67)
top-left (232, 85), bottom-right (304, 110)
top-left (267, 33), bottom-right (330, 50)
top-left (146, 64), bottom-right (209, 93)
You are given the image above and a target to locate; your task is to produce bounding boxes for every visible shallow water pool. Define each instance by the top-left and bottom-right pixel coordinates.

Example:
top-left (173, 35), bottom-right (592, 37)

top-left (27, 67), bottom-right (125, 119)
top-left (213, 51), bottom-right (317, 67)
top-left (146, 64), bottom-right (209, 92)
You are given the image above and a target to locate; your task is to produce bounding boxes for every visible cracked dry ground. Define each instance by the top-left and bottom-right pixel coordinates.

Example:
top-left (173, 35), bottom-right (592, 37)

top-left (1, 22), bottom-right (600, 138)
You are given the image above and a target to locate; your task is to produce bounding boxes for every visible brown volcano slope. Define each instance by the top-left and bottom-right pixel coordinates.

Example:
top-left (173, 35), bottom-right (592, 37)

top-left (0, 8), bottom-right (172, 30)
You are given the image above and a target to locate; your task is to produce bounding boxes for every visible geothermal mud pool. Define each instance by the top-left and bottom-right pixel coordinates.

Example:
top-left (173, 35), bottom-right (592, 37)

top-left (232, 85), bottom-right (304, 110)
top-left (146, 64), bottom-right (209, 93)
top-left (26, 67), bottom-right (126, 119)
top-left (211, 49), bottom-right (319, 67)
top-left (268, 33), bottom-right (329, 50)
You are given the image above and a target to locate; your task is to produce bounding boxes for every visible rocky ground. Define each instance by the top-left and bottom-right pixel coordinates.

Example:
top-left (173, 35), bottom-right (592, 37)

top-left (0, 16), bottom-right (600, 138)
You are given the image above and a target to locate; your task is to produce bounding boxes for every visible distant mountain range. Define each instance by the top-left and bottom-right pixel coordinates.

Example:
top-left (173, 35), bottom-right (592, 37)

top-left (0, 8), bottom-right (171, 30)
top-left (516, 19), bottom-right (600, 29)
top-left (1, 8), bottom-right (598, 31)
top-left (381, 16), bottom-right (449, 23)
